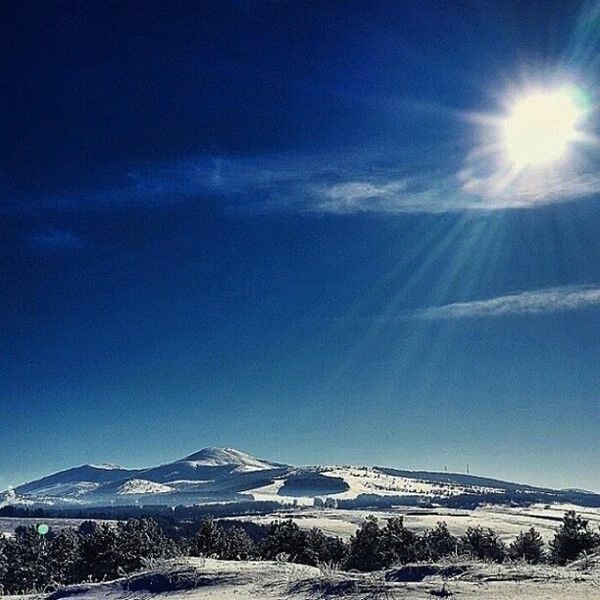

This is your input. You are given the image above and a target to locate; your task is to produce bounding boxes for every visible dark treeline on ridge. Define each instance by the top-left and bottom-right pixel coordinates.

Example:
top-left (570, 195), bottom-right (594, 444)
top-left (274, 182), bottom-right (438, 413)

top-left (0, 511), bottom-right (598, 594)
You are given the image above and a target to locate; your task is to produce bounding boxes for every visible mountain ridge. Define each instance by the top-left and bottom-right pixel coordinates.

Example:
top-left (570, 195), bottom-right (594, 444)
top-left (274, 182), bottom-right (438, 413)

top-left (3, 447), bottom-right (599, 509)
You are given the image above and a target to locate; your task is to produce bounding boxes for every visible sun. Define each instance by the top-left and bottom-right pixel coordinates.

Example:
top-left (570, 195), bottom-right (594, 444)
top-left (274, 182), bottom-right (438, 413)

top-left (501, 88), bottom-right (583, 168)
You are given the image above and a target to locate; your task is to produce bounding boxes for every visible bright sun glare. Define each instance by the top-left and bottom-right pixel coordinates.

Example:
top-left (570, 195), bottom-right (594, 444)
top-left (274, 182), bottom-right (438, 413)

top-left (501, 88), bottom-right (583, 168)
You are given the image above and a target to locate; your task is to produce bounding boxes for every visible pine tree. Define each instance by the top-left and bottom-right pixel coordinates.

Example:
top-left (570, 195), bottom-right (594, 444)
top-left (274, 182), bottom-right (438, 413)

top-left (259, 520), bottom-right (308, 562)
top-left (345, 516), bottom-right (386, 571)
top-left (194, 518), bottom-right (225, 558)
top-left (48, 528), bottom-right (81, 585)
top-left (381, 516), bottom-right (419, 565)
top-left (508, 528), bottom-right (545, 563)
top-left (461, 526), bottom-right (506, 562)
top-left (219, 526), bottom-right (255, 560)
top-left (78, 522), bottom-right (121, 581)
top-left (550, 511), bottom-right (599, 565)
top-left (420, 522), bottom-right (457, 560)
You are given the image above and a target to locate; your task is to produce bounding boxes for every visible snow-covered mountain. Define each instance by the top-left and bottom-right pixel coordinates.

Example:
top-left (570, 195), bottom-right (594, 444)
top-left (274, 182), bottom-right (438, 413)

top-left (3, 447), bottom-right (599, 509)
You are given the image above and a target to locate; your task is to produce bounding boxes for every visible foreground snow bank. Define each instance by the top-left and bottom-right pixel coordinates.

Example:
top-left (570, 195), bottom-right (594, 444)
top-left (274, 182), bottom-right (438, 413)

top-left (12, 555), bottom-right (599, 600)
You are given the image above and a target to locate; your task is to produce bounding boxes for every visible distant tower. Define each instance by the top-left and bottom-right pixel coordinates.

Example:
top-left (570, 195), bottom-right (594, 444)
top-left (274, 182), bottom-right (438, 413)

top-left (466, 464), bottom-right (470, 475)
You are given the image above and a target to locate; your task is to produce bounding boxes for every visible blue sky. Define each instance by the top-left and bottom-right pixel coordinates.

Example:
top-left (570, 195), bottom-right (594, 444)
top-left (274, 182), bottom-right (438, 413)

top-left (1, 1), bottom-right (599, 492)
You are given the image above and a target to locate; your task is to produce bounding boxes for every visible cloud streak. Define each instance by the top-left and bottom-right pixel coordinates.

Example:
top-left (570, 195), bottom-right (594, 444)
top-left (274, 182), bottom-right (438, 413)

top-left (412, 285), bottom-right (600, 320)
top-left (6, 139), bottom-right (600, 216)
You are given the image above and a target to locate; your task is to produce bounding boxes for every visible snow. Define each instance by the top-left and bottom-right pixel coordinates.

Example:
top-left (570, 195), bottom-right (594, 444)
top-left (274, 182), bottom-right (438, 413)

top-left (16, 481), bottom-right (101, 498)
top-left (227, 503), bottom-right (600, 543)
top-left (180, 447), bottom-right (281, 472)
top-left (23, 556), bottom-right (600, 599)
top-left (116, 479), bottom-right (173, 495)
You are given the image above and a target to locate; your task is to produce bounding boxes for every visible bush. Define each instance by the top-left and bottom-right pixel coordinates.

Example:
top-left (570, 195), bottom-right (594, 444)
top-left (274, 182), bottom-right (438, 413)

top-left (550, 511), bottom-right (599, 565)
top-left (461, 526), bottom-right (506, 562)
top-left (508, 527), bottom-right (545, 563)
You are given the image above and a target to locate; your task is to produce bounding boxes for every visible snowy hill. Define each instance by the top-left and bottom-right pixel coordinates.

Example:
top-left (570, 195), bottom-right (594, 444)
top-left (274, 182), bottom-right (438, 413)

top-left (11, 464), bottom-right (143, 498)
top-left (3, 447), bottom-right (599, 509)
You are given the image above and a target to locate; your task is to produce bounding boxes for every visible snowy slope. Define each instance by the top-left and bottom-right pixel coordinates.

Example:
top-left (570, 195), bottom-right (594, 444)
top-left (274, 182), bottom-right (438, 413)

top-left (115, 479), bottom-right (174, 495)
top-left (12, 464), bottom-right (143, 497)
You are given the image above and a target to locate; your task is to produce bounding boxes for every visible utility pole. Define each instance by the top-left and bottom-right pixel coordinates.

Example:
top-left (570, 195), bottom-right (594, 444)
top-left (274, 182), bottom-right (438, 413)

top-left (466, 464), bottom-right (470, 475)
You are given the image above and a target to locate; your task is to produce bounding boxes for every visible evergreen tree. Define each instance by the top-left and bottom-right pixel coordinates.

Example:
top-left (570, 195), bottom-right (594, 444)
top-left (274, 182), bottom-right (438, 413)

top-left (3, 526), bottom-right (51, 593)
top-left (345, 516), bottom-right (386, 571)
top-left (259, 520), bottom-right (308, 562)
top-left (219, 526), bottom-right (255, 560)
top-left (0, 537), bottom-right (7, 594)
top-left (461, 526), bottom-right (506, 562)
top-left (550, 511), bottom-right (599, 565)
top-left (508, 528), bottom-right (545, 564)
top-left (303, 527), bottom-right (348, 566)
top-left (48, 528), bottom-right (81, 585)
top-left (193, 518), bottom-right (224, 557)
top-left (78, 522), bottom-right (122, 581)
top-left (420, 522), bottom-right (457, 560)
top-left (381, 516), bottom-right (419, 565)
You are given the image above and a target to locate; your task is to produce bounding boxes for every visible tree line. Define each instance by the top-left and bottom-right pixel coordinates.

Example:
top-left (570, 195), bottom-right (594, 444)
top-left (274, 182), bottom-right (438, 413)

top-left (0, 510), bottom-right (598, 594)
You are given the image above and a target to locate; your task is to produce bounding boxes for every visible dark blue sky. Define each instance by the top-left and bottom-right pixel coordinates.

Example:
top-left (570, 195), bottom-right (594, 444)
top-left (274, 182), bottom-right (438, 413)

top-left (1, 1), bottom-right (599, 491)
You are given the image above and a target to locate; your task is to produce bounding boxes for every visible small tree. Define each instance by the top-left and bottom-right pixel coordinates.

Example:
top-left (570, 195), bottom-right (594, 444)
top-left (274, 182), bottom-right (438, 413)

top-left (193, 518), bottom-right (224, 558)
top-left (47, 528), bottom-right (81, 585)
top-left (461, 526), bottom-right (506, 562)
top-left (259, 520), bottom-right (308, 562)
top-left (508, 528), bottom-right (545, 564)
top-left (219, 526), bottom-right (255, 560)
top-left (2, 526), bottom-right (51, 593)
top-left (78, 522), bottom-right (122, 581)
top-left (420, 522), bottom-right (458, 560)
top-left (304, 527), bottom-right (348, 566)
top-left (381, 516), bottom-right (419, 565)
top-left (345, 516), bottom-right (386, 571)
top-left (550, 511), bottom-right (599, 565)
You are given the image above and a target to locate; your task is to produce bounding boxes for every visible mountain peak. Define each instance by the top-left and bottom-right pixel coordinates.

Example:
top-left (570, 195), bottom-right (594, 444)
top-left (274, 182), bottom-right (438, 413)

top-left (180, 447), bottom-right (279, 471)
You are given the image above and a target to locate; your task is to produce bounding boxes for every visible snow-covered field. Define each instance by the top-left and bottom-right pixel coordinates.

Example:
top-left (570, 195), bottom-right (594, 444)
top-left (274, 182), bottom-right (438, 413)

top-left (2, 502), bottom-right (598, 543)
top-left (227, 502), bottom-right (600, 542)
top-left (7, 556), bottom-right (599, 600)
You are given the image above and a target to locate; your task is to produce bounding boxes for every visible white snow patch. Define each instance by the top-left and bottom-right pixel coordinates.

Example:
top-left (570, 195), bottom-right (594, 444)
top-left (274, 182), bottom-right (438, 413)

top-left (116, 479), bottom-right (173, 495)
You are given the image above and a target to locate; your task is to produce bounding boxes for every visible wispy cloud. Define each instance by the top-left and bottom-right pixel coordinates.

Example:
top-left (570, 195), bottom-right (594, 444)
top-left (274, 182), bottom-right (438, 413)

top-left (411, 285), bottom-right (600, 320)
top-left (28, 228), bottom-right (86, 251)
top-left (7, 139), bottom-right (600, 216)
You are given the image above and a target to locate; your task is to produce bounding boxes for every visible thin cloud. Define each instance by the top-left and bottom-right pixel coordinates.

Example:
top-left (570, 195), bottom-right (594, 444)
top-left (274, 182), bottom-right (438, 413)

top-left (28, 229), bottom-right (86, 251)
top-left (412, 286), bottom-right (600, 320)
top-left (7, 142), bottom-right (600, 216)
